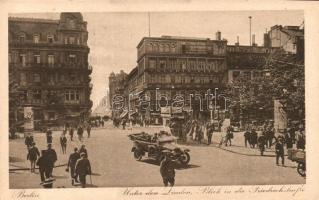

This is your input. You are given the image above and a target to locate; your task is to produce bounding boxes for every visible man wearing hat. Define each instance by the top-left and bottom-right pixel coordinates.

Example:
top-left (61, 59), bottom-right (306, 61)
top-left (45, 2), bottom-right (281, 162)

top-left (75, 152), bottom-right (92, 188)
top-left (66, 147), bottom-right (81, 185)
top-left (27, 142), bottom-right (40, 173)
top-left (160, 153), bottom-right (175, 187)
top-left (36, 150), bottom-right (50, 182)
top-left (79, 145), bottom-right (88, 158)
top-left (275, 138), bottom-right (285, 166)
top-left (46, 144), bottom-right (57, 177)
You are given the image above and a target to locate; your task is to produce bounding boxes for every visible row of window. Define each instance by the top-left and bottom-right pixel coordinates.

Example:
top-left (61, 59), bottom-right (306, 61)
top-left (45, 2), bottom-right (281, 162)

top-left (147, 74), bottom-right (220, 84)
top-left (15, 33), bottom-right (82, 45)
top-left (19, 89), bottom-right (81, 103)
top-left (19, 72), bottom-right (85, 86)
top-left (146, 59), bottom-right (226, 73)
top-left (9, 53), bottom-right (78, 66)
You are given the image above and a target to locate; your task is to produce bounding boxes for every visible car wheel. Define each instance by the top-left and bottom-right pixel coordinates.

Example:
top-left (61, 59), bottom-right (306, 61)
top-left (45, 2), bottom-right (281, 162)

top-left (179, 152), bottom-right (190, 165)
top-left (297, 163), bottom-right (306, 177)
top-left (134, 149), bottom-right (143, 161)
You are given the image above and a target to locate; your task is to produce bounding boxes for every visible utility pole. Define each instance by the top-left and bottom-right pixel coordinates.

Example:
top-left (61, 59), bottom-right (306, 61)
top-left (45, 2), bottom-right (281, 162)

top-left (249, 16), bottom-right (252, 46)
top-left (148, 12), bottom-right (151, 37)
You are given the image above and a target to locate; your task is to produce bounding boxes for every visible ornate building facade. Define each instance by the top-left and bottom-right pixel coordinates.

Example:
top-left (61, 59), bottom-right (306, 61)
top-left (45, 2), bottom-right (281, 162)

top-left (127, 33), bottom-right (228, 123)
top-left (9, 13), bottom-right (93, 131)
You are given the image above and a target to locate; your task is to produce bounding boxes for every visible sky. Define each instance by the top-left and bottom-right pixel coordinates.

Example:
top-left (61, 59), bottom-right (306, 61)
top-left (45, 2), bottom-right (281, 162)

top-left (10, 11), bottom-right (304, 109)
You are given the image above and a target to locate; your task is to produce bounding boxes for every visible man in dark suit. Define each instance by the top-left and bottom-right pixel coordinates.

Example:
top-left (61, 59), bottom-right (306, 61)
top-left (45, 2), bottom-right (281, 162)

top-left (275, 138), bottom-right (285, 166)
top-left (27, 142), bottom-right (40, 173)
top-left (160, 154), bottom-right (175, 187)
top-left (36, 150), bottom-right (50, 182)
top-left (79, 145), bottom-right (88, 158)
top-left (66, 147), bottom-right (80, 185)
top-left (46, 144), bottom-right (57, 177)
top-left (75, 152), bottom-right (92, 188)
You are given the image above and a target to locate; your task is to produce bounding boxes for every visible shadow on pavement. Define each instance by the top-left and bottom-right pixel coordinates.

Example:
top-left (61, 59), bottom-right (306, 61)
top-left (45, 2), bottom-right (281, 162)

top-left (52, 175), bottom-right (68, 179)
top-left (215, 146), bottom-right (276, 157)
top-left (141, 159), bottom-right (159, 166)
top-left (141, 159), bottom-right (200, 170)
top-left (91, 172), bottom-right (101, 176)
top-left (175, 164), bottom-right (200, 170)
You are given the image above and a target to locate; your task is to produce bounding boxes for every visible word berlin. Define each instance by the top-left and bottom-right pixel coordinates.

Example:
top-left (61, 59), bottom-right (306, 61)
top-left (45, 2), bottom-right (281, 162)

top-left (111, 88), bottom-right (230, 112)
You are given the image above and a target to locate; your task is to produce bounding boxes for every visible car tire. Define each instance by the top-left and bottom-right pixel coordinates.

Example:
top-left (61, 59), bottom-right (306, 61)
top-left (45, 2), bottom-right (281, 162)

top-left (134, 149), bottom-right (143, 161)
top-left (297, 163), bottom-right (306, 177)
top-left (179, 152), bottom-right (190, 165)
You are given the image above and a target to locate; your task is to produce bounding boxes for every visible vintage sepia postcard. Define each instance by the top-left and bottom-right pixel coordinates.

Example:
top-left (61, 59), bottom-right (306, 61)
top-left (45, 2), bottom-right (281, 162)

top-left (1, 1), bottom-right (319, 200)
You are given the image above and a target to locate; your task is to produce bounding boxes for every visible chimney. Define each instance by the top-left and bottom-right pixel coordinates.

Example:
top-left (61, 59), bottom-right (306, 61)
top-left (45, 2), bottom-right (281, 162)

top-left (216, 31), bottom-right (221, 40)
top-left (235, 36), bottom-right (239, 46)
top-left (252, 34), bottom-right (257, 46)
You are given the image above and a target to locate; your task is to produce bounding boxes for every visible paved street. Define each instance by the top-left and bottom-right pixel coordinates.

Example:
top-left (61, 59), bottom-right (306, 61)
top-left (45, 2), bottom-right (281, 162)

top-left (9, 122), bottom-right (305, 188)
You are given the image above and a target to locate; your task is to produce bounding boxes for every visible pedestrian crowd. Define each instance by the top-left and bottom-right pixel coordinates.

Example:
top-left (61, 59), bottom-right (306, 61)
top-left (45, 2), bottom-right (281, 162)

top-left (24, 122), bottom-right (93, 188)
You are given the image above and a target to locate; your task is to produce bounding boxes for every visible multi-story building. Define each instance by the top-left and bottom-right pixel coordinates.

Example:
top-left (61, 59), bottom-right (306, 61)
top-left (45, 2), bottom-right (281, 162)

top-left (9, 12), bottom-right (93, 131)
top-left (131, 32), bottom-right (228, 123)
top-left (264, 25), bottom-right (304, 56)
top-left (108, 70), bottom-right (128, 118)
top-left (227, 44), bottom-right (281, 83)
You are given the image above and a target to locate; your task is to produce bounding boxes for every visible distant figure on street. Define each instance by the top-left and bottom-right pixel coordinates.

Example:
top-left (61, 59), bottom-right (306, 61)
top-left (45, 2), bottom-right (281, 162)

top-left (77, 125), bottom-right (84, 142)
top-left (60, 133), bottom-right (67, 154)
top-left (206, 123), bottom-right (214, 145)
top-left (225, 126), bottom-right (233, 146)
top-left (250, 129), bottom-right (258, 148)
top-left (27, 142), bottom-right (40, 173)
top-left (25, 133), bottom-right (34, 150)
top-left (284, 129), bottom-right (293, 149)
top-left (160, 154), bottom-right (175, 187)
top-left (101, 120), bottom-right (104, 127)
top-left (244, 129), bottom-right (251, 147)
top-left (275, 138), bottom-right (285, 166)
top-left (86, 124), bottom-right (91, 138)
top-left (46, 144), bottom-right (57, 177)
top-left (46, 128), bottom-right (53, 144)
top-left (296, 129), bottom-right (305, 150)
top-left (75, 152), bottom-right (92, 188)
top-left (79, 145), bottom-right (88, 158)
top-left (122, 120), bottom-right (126, 130)
top-left (66, 147), bottom-right (81, 185)
top-left (69, 126), bottom-right (74, 141)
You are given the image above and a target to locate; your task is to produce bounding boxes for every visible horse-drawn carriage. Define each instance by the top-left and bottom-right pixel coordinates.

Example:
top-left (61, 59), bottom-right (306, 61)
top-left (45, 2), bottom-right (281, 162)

top-left (128, 131), bottom-right (191, 165)
top-left (288, 149), bottom-right (306, 177)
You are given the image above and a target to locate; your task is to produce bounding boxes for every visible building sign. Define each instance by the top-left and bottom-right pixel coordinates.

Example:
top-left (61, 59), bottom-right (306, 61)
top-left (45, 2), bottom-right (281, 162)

top-left (24, 107), bottom-right (34, 131)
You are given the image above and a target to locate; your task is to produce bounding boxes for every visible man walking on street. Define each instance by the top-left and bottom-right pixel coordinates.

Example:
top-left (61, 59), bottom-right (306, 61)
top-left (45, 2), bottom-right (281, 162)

top-left (79, 145), bottom-right (88, 158)
top-left (75, 152), bottom-right (92, 188)
top-left (275, 138), bottom-right (285, 166)
top-left (86, 124), bottom-right (91, 138)
top-left (66, 147), bottom-right (81, 185)
top-left (244, 129), bottom-right (251, 147)
top-left (60, 133), bottom-right (67, 154)
top-left (160, 154), bottom-right (175, 187)
top-left (206, 122), bottom-right (214, 145)
top-left (69, 126), bottom-right (74, 141)
top-left (25, 133), bottom-right (34, 150)
top-left (36, 150), bottom-right (50, 183)
top-left (77, 125), bottom-right (84, 142)
top-left (27, 142), bottom-right (40, 173)
top-left (46, 128), bottom-right (53, 144)
top-left (46, 144), bottom-right (57, 177)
